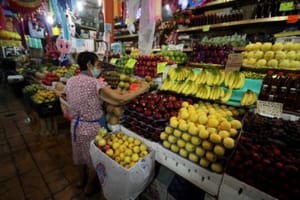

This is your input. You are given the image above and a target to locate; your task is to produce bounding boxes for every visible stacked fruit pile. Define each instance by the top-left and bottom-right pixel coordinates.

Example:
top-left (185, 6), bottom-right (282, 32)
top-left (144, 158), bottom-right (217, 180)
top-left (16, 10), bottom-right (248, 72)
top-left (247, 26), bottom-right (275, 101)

top-left (161, 50), bottom-right (187, 64)
top-left (134, 55), bottom-right (168, 78)
top-left (160, 101), bottom-right (243, 173)
top-left (117, 74), bottom-right (139, 91)
top-left (52, 66), bottom-right (68, 78)
top-left (122, 92), bottom-right (193, 141)
top-left (32, 89), bottom-right (57, 104)
top-left (227, 113), bottom-right (300, 199)
top-left (95, 129), bottom-right (149, 169)
top-left (105, 104), bottom-right (124, 125)
top-left (23, 84), bottom-right (44, 94)
top-left (160, 67), bottom-right (256, 106)
top-left (189, 43), bottom-right (232, 65)
top-left (115, 55), bottom-right (135, 75)
top-left (41, 72), bottom-right (59, 86)
top-left (101, 71), bottom-right (120, 89)
top-left (242, 42), bottom-right (300, 69)
top-left (64, 64), bottom-right (80, 78)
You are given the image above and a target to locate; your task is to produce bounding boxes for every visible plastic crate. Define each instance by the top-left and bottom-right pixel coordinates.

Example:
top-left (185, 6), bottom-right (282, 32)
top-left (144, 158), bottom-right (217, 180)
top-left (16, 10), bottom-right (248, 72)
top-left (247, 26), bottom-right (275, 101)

top-left (32, 99), bottom-right (62, 118)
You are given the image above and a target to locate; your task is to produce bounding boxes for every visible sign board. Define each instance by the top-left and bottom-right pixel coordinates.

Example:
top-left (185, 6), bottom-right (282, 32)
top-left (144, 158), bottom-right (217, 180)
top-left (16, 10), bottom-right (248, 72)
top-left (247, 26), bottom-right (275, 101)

top-left (256, 100), bottom-right (283, 119)
top-left (225, 53), bottom-right (243, 72)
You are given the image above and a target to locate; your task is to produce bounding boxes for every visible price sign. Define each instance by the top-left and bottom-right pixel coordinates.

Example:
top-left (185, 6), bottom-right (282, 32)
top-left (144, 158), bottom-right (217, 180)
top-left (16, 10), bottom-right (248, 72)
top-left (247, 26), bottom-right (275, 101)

top-left (109, 58), bottom-right (118, 64)
top-left (125, 58), bottom-right (137, 68)
top-left (202, 25), bottom-right (210, 32)
top-left (192, 68), bottom-right (201, 74)
top-left (225, 53), bottom-right (243, 72)
top-left (157, 62), bottom-right (167, 74)
top-left (256, 100), bottom-right (283, 119)
top-left (279, 1), bottom-right (294, 11)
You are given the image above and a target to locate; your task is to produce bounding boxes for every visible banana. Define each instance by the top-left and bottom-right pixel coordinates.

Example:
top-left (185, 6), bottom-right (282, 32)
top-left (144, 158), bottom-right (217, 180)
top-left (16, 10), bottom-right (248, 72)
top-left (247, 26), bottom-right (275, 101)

top-left (235, 72), bottom-right (245, 89)
top-left (187, 71), bottom-right (198, 81)
top-left (240, 90), bottom-right (257, 106)
top-left (220, 88), bottom-right (232, 103)
top-left (218, 70), bottom-right (225, 85)
top-left (205, 86), bottom-right (211, 99)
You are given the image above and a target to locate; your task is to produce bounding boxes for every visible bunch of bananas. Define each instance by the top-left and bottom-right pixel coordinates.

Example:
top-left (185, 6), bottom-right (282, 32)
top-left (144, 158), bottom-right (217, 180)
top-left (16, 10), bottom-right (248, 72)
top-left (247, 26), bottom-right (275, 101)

top-left (168, 67), bottom-right (189, 81)
top-left (240, 90), bottom-right (257, 106)
top-left (220, 89), bottom-right (233, 103)
top-left (206, 70), bottom-right (225, 86)
top-left (195, 84), bottom-right (211, 99)
top-left (177, 80), bottom-right (198, 96)
top-left (224, 71), bottom-right (245, 89)
top-left (160, 78), bottom-right (174, 91)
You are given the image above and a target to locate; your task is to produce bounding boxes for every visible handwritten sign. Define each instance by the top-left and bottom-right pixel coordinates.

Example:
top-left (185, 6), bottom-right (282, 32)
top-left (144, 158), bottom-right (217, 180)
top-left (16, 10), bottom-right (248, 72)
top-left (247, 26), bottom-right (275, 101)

top-left (279, 1), bottom-right (294, 12)
top-left (225, 53), bottom-right (243, 72)
top-left (109, 58), bottom-right (118, 65)
top-left (157, 62), bottom-right (167, 74)
top-left (256, 100), bottom-right (283, 119)
top-left (125, 58), bottom-right (137, 68)
top-left (202, 25), bottom-right (210, 32)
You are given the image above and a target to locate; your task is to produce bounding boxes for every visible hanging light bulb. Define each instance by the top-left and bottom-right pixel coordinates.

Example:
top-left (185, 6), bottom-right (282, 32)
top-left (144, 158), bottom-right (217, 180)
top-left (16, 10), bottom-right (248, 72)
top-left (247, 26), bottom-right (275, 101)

top-left (46, 15), bottom-right (54, 25)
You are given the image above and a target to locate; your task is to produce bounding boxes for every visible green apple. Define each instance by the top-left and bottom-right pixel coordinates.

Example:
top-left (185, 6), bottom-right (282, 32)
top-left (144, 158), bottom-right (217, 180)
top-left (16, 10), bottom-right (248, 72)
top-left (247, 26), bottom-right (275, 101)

top-left (177, 139), bottom-right (186, 148)
top-left (185, 142), bottom-right (195, 152)
top-left (163, 141), bottom-right (171, 149)
top-left (170, 144), bottom-right (179, 153)
top-left (195, 146), bottom-right (206, 157)
top-left (188, 153), bottom-right (199, 163)
top-left (167, 135), bottom-right (177, 144)
top-left (179, 148), bottom-right (188, 158)
top-left (97, 138), bottom-right (106, 147)
top-left (181, 133), bottom-right (191, 142)
top-left (191, 136), bottom-right (201, 145)
top-left (199, 158), bottom-right (210, 168)
top-left (165, 126), bottom-right (173, 134)
top-left (160, 132), bottom-right (168, 140)
top-left (173, 129), bottom-right (182, 138)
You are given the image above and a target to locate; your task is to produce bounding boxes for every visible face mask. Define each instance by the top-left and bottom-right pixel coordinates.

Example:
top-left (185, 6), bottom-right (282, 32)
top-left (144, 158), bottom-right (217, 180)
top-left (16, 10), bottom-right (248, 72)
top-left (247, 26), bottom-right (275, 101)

top-left (91, 68), bottom-right (101, 78)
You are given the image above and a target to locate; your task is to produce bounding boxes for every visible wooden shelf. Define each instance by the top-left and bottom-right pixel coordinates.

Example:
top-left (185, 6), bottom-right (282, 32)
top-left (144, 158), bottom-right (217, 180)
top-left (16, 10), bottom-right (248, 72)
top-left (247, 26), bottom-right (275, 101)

top-left (151, 48), bottom-right (193, 52)
top-left (114, 34), bottom-right (138, 40)
top-left (196, 0), bottom-right (235, 9)
top-left (80, 25), bottom-right (96, 31)
top-left (177, 16), bottom-right (297, 33)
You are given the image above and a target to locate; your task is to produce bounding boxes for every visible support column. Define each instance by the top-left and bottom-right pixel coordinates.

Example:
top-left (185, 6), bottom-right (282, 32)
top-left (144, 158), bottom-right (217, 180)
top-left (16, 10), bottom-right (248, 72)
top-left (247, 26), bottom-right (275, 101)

top-left (103, 0), bottom-right (114, 43)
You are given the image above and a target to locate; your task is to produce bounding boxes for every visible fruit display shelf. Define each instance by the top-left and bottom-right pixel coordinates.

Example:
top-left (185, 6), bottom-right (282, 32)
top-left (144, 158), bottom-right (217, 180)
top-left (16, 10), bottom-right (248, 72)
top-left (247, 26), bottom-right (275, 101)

top-left (242, 65), bottom-right (300, 73)
top-left (114, 34), bottom-right (138, 40)
top-left (177, 16), bottom-right (300, 33)
top-left (155, 144), bottom-right (223, 197)
top-left (219, 174), bottom-right (278, 200)
top-left (188, 62), bottom-right (224, 69)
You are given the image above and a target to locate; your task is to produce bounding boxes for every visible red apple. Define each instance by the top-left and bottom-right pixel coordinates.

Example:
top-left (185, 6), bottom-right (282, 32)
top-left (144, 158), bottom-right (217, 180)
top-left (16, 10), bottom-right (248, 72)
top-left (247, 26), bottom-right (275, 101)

top-left (101, 144), bottom-right (111, 152)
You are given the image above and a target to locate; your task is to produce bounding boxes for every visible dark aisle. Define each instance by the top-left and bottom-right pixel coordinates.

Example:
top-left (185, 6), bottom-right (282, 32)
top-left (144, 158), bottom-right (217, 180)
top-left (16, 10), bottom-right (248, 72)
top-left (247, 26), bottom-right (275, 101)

top-left (0, 84), bottom-right (102, 200)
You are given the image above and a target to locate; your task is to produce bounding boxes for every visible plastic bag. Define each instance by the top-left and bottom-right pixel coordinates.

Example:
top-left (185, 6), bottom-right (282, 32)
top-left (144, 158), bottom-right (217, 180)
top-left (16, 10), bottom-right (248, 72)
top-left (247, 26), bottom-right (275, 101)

top-left (90, 140), bottom-right (155, 200)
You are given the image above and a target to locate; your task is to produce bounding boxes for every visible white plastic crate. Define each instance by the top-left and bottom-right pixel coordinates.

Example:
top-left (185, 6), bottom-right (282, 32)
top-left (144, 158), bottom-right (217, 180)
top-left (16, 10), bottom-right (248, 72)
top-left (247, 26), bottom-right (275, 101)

top-left (155, 144), bottom-right (222, 197)
top-left (107, 123), bottom-right (121, 132)
top-left (121, 125), bottom-right (158, 152)
top-left (218, 174), bottom-right (278, 200)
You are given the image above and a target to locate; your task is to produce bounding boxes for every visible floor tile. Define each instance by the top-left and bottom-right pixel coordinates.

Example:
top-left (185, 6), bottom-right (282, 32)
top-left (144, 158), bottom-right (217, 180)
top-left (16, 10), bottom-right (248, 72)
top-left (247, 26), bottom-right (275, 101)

top-left (13, 150), bottom-right (37, 175)
top-left (44, 169), bottom-right (69, 194)
top-left (20, 170), bottom-right (51, 200)
top-left (0, 156), bottom-right (16, 182)
top-left (0, 176), bottom-right (25, 200)
top-left (61, 164), bottom-right (79, 184)
top-left (53, 184), bottom-right (81, 200)
top-left (32, 150), bottom-right (60, 175)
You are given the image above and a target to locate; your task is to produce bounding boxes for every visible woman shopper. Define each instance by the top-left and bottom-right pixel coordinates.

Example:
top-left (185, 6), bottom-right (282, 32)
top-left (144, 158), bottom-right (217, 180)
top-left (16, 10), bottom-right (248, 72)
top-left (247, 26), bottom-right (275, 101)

top-left (63, 51), bottom-right (150, 195)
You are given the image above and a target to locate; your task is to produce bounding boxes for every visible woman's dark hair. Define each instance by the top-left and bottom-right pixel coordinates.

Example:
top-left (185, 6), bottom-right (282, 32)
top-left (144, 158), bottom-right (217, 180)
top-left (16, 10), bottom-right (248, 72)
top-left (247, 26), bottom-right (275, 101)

top-left (77, 52), bottom-right (98, 71)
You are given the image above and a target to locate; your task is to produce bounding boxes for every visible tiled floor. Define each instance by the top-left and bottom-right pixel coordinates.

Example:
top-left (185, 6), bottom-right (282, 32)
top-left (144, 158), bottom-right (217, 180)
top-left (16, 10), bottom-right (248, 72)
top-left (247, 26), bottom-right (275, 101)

top-left (0, 84), bottom-right (103, 200)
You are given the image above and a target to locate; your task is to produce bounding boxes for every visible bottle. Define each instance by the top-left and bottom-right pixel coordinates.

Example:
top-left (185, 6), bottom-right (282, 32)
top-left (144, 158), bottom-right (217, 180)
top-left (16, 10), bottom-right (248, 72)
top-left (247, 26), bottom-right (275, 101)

top-left (278, 86), bottom-right (288, 108)
top-left (263, 0), bottom-right (272, 18)
top-left (294, 0), bottom-right (300, 15)
top-left (253, 0), bottom-right (263, 19)
top-left (259, 84), bottom-right (271, 100)
top-left (271, 0), bottom-right (281, 16)
top-left (268, 72), bottom-right (284, 101)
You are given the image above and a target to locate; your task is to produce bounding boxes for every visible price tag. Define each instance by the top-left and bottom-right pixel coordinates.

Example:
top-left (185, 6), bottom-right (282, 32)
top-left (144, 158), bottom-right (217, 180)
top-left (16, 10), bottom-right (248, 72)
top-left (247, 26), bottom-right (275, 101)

top-left (109, 58), bottom-right (118, 64)
top-left (287, 15), bottom-right (299, 23)
top-left (192, 68), bottom-right (201, 74)
top-left (202, 25), bottom-right (210, 32)
top-left (256, 100), bottom-right (283, 119)
top-left (157, 62), bottom-right (167, 74)
top-left (279, 1), bottom-right (294, 11)
top-left (125, 58), bottom-right (137, 68)
top-left (225, 53), bottom-right (243, 72)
